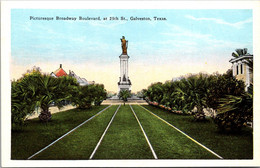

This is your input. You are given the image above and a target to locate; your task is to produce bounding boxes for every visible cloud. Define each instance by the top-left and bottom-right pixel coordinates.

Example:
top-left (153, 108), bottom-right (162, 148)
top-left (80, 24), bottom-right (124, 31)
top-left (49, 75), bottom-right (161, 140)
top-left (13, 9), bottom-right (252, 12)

top-left (185, 15), bottom-right (252, 29)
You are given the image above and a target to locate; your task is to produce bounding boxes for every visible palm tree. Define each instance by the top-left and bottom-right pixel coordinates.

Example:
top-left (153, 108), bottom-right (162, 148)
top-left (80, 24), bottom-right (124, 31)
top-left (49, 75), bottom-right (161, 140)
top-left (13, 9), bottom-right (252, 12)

top-left (20, 74), bottom-right (78, 122)
top-left (215, 92), bottom-right (252, 132)
top-left (214, 52), bottom-right (253, 133)
top-left (36, 75), bottom-right (78, 121)
top-left (119, 90), bottom-right (131, 106)
top-left (232, 48), bottom-right (248, 58)
top-left (11, 80), bottom-right (36, 130)
top-left (205, 70), bottom-right (245, 110)
top-left (11, 68), bottom-right (79, 125)
top-left (179, 74), bottom-right (209, 120)
top-left (161, 81), bottom-right (176, 108)
top-left (146, 82), bottom-right (164, 104)
top-left (171, 80), bottom-right (188, 111)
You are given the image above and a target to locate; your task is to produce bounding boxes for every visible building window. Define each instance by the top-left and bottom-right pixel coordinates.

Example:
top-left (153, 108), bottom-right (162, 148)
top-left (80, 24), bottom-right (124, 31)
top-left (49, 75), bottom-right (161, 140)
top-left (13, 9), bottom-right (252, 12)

top-left (236, 65), bottom-right (239, 75)
top-left (241, 64), bottom-right (243, 74)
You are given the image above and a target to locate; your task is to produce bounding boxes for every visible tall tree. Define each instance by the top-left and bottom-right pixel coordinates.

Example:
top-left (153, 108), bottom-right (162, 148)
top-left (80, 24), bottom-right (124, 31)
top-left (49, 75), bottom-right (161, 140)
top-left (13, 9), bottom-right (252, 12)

top-left (35, 75), bottom-right (78, 121)
top-left (12, 70), bottom-right (79, 123)
top-left (180, 74), bottom-right (209, 120)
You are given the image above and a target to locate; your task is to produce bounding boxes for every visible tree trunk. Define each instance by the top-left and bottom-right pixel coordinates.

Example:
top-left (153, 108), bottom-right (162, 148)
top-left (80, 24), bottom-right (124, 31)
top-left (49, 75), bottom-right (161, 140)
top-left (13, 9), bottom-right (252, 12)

top-left (39, 107), bottom-right (52, 122)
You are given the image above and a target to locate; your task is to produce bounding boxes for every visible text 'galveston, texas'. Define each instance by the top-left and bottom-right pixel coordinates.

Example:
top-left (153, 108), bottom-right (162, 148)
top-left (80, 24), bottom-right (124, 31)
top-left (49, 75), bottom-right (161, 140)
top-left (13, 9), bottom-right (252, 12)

top-left (29, 16), bottom-right (167, 21)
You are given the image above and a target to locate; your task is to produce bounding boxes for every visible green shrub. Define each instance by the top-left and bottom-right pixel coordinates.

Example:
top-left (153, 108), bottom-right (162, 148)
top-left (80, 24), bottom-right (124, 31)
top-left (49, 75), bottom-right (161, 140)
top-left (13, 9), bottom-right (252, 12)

top-left (215, 93), bottom-right (253, 133)
top-left (71, 84), bottom-right (107, 109)
top-left (11, 68), bottom-right (79, 128)
top-left (143, 70), bottom-right (249, 125)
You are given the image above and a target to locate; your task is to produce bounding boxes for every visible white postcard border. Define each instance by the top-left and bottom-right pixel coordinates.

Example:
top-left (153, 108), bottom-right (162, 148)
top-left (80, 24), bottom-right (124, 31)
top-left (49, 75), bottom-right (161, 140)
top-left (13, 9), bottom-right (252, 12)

top-left (1, 1), bottom-right (260, 167)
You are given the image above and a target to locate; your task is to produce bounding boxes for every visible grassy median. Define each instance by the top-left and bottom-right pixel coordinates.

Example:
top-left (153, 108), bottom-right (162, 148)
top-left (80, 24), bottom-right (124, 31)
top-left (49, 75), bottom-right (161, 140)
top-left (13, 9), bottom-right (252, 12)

top-left (140, 105), bottom-right (253, 159)
top-left (93, 105), bottom-right (154, 159)
top-left (33, 105), bottom-right (118, 159)
top-left (132, 105), bottom-right (218, 159)
top-left (11, 105), bottom-right (109, 159)
top-left (11, 104), bottom-right (253, 160)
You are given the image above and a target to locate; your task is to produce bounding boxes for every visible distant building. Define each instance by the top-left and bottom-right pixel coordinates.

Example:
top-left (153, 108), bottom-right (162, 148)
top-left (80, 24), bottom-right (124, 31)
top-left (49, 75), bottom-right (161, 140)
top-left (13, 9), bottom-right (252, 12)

top-left (50, 64), bottom-right (67, 77)
top-left (172, 77), bottom-right (183, 82)
top-left (229, 54), bottom-right (253, 91)
top-left (87, 81), bottom-right (95, 85)
top-left (69, 70), bottom-right (94, 86)
top-left (51, 64), bottom-right (94, 86)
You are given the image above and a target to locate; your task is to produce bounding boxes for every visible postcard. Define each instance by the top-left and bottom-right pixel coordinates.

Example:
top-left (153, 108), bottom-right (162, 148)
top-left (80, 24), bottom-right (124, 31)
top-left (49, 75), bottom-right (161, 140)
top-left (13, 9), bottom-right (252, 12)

top-left (1, 1), bottom-right (260, 167)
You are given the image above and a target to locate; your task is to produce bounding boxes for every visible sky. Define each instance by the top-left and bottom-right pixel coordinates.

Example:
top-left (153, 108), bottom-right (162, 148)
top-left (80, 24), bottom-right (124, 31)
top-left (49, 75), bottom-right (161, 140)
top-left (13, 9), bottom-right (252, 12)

top-left (11, 9), bottom-right (253, 93)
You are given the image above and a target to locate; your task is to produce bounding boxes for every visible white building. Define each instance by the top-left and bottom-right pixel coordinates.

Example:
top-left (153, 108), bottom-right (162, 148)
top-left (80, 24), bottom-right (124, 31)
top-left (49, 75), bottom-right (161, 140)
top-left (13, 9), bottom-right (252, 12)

top-left (229, 54), bottom-right (253, 91)
top-left (69, 70), bottom-right (92, 86)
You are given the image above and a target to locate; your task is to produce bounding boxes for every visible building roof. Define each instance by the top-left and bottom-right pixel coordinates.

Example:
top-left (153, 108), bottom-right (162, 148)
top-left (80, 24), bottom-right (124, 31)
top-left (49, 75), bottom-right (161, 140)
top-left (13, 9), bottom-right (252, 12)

top-left (229, 54), bottom-right (253, 63)
top-left (69, 70), bottom-right (89, 86)
top-left (51, 64), bottom-right (94, 86)
top-left (52, 64), bottom-right (68, 77)
top-left (81, 78), bottom-right (88, 83)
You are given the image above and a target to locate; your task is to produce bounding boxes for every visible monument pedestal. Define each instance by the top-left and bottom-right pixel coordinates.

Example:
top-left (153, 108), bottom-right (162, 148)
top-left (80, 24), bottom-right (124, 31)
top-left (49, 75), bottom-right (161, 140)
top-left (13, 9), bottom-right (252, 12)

top-left (117, 36), bottom-right (132, 95)
top-left (118, 53), bottom-right (131, 94)
top-left (118, 83), bottom-right (131, 93)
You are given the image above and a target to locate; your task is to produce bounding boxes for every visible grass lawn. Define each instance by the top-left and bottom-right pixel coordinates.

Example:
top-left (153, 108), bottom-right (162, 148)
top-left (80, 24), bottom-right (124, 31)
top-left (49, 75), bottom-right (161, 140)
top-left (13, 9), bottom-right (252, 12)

top-left (93, 105), bottom-right (154, 159)
top-left (33, 105), bottom-right (119, 159)
top-left (11, 104), bottom-right (253, 160)
top-left (11, 105), bottom-right (109, 159)
top-left (132, 105), bottom-right (218, 159)
top-left (141, 105), bottom-right (253, 159)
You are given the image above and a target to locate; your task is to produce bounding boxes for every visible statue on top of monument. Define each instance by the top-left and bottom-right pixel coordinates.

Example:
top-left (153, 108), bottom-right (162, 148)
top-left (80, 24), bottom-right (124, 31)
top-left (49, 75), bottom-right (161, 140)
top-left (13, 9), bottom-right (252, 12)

top-left (121, 36), bottom-right (128, 55)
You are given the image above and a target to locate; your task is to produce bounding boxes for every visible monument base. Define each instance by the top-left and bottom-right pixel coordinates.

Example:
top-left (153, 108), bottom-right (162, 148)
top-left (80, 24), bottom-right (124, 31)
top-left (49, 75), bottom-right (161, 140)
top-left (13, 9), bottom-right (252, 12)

top-left (118, 84), bottom-right (131, 95)
top-left (108, 94), bottom-right (142, 100)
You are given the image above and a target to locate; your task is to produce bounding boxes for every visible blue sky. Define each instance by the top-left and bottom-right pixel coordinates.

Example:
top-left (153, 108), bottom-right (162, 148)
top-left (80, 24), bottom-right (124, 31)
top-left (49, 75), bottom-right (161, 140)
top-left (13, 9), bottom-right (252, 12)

top-left (11, 9), bottom-right (253, 92)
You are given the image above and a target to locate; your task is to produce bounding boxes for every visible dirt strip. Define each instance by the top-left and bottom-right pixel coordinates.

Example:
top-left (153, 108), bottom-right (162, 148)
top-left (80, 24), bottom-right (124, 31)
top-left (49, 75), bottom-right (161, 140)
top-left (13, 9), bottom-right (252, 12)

top-left (26, 105), bottom-right (76, 120)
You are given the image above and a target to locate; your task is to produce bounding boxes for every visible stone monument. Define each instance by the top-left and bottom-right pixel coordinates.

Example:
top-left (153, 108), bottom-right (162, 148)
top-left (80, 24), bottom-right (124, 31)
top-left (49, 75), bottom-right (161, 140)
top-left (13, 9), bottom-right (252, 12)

top-left (118, 36), bottom-right (131, 94)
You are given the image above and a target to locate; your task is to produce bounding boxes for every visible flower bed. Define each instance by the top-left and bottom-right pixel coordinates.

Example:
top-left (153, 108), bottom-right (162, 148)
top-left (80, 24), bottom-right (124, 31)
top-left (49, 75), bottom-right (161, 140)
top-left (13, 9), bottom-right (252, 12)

top-left (146, 99), bottom-right (184, 115)
top-left (171, 110), bottom-right (183, 114)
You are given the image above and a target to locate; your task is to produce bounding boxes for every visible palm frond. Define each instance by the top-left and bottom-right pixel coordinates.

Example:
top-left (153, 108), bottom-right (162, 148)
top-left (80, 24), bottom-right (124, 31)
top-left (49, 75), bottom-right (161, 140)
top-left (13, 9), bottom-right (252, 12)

top-left (217, 93), bottom-right (252, 115)
top-left (232, 52), bottom-right (239, 58)
top-left (243, 48), bottom-right (248, 55)
top-left (235, 49), bottom-right (243, 56)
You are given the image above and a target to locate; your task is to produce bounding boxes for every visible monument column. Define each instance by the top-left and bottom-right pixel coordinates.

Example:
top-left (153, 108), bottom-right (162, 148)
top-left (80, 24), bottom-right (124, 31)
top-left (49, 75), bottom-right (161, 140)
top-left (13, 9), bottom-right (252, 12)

top-left (118, 36), bottom-right (131, 94)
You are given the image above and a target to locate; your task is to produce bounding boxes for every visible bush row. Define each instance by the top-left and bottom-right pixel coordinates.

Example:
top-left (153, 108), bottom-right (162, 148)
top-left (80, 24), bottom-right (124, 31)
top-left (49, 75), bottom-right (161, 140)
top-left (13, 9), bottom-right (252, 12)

top-left (142, 70), bottom-right (252, 132)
